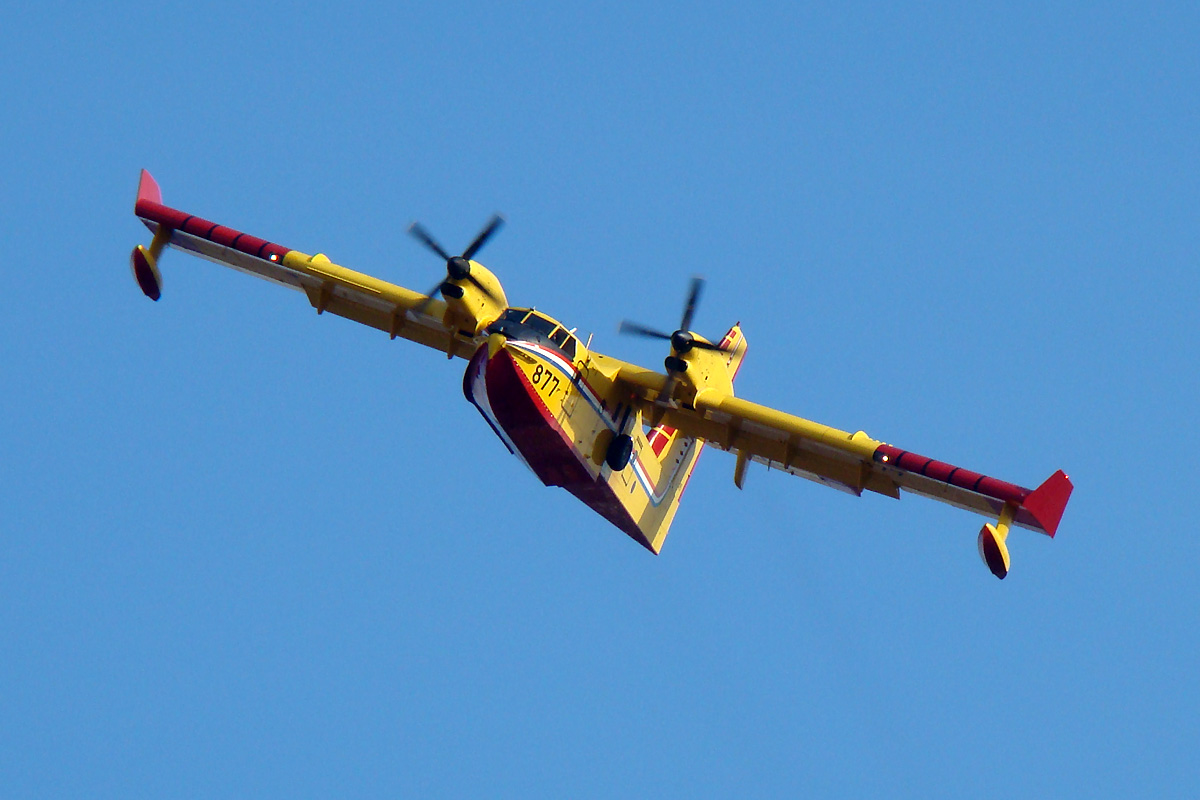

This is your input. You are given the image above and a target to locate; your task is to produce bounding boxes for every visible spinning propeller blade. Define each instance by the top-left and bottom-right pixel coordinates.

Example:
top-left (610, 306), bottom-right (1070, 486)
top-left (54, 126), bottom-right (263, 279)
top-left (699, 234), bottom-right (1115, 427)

top-left (617, 321), bottom-right (673, 341)
top-left (618, 276), bottom-right (731, 403)
top-left (463, 215), bottom-right (505, 261)
top-left (407, 223), bottom-right (453, 262)
top-left (407, 215), bottom-right (506, 315)
top-left (680, 276), bottom-right (703, 333)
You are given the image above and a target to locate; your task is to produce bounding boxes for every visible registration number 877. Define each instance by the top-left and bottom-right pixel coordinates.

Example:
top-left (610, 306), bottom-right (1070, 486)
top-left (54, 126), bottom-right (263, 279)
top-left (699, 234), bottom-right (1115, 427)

top-left (531, 364), bottom-right (561, 398)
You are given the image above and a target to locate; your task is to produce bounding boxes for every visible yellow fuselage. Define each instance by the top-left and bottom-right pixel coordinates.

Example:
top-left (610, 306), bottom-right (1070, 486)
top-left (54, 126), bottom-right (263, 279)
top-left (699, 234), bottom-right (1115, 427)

top-left (464, 317), bottom-right (702, 553)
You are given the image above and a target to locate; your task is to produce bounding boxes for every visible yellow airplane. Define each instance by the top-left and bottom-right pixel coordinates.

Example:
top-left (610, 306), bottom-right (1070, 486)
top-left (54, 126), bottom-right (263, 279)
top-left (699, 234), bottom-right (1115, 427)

top-left (130, 169), bottom-right (1072, 579)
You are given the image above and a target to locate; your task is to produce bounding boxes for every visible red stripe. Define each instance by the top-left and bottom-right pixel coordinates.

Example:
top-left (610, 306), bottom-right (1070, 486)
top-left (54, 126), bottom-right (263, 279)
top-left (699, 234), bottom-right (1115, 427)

top-left (922, 459), bottom-right (956, 482)
top-left (514, 342), bottom-right (609, 411)
top-left (183, 214), bottom-right (217, 238)
top-left (465, 347), bottom-right (654, 550)
top-left (234, 233), bottom-right (269, 256)
top-left (948, 467), bottom-right (986, 492)
top-left (484, 350), bottom-right (592, 488)
top-left (974, 476), bottom-right (1029, 505)
top-left (261, 242), bottom-right (290, 261)
top-left (874, 444), bottom-right (1031, 506)
top-left (209, 225), bottom-right (241, 247)
top-left (136, 199), bottom-right (292, 263)
top-left (648, 425), bottom-right (677, 457)
top-left (135, 200), bottom-right (189, 229)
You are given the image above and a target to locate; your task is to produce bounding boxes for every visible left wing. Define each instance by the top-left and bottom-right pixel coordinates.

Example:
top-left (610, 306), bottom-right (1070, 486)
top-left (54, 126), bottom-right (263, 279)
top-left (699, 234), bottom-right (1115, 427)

top-left (131, 170), bottom-right (477, 358)
top-left (612, 359), bottom-right (1072, 576)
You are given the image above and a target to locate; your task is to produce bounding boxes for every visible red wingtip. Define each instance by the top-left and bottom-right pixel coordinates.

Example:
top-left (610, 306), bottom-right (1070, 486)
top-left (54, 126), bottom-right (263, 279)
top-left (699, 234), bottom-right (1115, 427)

top-left (136, 169), bottom-right (162, 208)
top-left (1022, 470), bottom-right (1073, 538)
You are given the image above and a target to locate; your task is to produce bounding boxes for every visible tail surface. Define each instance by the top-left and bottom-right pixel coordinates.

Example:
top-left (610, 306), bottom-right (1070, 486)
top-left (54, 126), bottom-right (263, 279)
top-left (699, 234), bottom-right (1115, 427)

top-left (620, 323), bottom-right (747, 552)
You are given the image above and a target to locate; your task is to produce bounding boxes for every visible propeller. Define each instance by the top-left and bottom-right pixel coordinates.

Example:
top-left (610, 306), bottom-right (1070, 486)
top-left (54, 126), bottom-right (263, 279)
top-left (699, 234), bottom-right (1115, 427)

top-left (407, 214), bottom-right (505, 314)
top-left (618, 276), bottom-right (730, 403)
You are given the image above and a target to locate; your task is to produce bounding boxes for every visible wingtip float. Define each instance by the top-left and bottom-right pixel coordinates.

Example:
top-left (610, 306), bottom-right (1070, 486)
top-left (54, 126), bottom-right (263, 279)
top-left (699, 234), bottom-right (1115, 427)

top-left (130, 169), bottom-right (1073, 578)
top-left (129, 170), bottom-right (166, 300)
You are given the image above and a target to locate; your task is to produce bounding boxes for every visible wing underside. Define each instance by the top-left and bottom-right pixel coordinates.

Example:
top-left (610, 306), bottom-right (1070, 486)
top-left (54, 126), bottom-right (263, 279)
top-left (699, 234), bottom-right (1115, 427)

top-left (132, 170), bottom-right (476, 358)
top-left (614, 364), bottom-right (1072, 538)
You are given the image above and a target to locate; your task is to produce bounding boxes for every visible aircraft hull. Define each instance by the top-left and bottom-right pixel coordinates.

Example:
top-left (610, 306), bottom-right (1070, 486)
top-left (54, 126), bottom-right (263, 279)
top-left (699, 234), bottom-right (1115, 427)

top-left (463, 340), bottom-right (695, 552)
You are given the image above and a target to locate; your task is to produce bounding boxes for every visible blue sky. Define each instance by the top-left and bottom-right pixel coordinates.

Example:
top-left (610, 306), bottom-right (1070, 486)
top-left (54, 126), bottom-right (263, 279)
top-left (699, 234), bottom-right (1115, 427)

top-left (2, 1), bottom-right (1197, 796)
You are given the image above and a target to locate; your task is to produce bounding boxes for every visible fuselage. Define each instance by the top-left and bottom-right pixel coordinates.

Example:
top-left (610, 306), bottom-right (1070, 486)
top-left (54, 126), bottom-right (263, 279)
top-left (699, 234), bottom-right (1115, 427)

top-left (463, 307), bottom-right (702, 552)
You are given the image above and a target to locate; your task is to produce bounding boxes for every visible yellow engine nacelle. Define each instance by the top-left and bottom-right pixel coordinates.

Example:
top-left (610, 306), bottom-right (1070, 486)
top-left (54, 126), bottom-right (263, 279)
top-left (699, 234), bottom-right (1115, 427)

top-left (441, 259), bottom-right (508, 336)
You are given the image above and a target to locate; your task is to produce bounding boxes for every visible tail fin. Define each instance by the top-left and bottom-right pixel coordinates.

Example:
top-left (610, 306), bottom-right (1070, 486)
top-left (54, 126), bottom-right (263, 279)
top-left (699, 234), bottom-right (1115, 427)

top-left (718, 322), bottom-right (748, 382)
top-left (630, 422), bottom-right (706, 553)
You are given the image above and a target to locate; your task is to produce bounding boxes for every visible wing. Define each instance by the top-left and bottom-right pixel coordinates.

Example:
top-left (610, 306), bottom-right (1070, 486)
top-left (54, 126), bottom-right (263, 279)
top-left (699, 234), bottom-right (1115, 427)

top-left (131, 169), bottom-right (477, 359)
top-left (612, 361), bottom-right (1072, 539)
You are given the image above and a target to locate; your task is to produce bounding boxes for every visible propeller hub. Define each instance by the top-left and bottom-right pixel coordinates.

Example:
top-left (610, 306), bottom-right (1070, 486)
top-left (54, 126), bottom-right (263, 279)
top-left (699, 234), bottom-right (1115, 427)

top-left (670, 330), bottom-right (694, 353)
top-left (407, 215), bottom-right (504, 312)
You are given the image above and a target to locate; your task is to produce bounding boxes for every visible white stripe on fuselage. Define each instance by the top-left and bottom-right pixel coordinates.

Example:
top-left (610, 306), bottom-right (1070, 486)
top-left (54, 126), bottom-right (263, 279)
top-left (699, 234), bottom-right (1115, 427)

top-left (502, 340), bottom-right (697, 506)
top-left (469, 352), bottom-right (533, 474)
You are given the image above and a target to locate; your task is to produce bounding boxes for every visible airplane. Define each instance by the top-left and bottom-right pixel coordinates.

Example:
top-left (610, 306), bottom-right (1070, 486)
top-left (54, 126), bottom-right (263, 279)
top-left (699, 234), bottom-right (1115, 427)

top-left (129, 169), bottom-right (1072, 579)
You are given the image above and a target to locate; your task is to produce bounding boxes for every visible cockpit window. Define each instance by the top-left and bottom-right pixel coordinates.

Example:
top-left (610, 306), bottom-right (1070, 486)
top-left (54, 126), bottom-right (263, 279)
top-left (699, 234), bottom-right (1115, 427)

top-left (550, 326), bottom-right (577, 359)
top-left (523, 313), bottom-right (558, 337)
top-left (486, 307), bottom-right (580, 361)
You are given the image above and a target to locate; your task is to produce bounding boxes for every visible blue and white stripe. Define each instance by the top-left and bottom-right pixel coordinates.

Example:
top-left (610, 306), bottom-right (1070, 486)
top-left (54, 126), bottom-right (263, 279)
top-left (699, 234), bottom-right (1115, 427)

top-left (502, 340), bottom-right (698, 506)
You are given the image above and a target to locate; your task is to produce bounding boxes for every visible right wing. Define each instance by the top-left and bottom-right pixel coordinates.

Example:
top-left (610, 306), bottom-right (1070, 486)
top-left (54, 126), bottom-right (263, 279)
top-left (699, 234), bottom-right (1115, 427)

top-left (612, 360), bottom-right (1073, 539)
top-left (131, 169), bottom-right (478, 359)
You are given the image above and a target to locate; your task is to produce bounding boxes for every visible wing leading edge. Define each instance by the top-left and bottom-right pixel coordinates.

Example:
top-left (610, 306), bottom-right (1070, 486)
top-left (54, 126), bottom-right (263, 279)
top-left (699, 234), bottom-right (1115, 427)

top-left (131, 170), bottom-right (474, 358)
top-left (614, 359), bottom-right (1072, 540)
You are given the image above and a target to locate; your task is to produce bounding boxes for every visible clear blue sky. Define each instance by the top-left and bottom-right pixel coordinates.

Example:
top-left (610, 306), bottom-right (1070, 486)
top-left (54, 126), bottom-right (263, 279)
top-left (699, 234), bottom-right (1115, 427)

top-left (3, 2), bottom-right (1197, 796)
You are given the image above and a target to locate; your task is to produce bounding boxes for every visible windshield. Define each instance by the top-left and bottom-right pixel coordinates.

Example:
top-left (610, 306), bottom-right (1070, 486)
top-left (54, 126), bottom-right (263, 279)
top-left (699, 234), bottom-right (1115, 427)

top-left (486, 308), bottom-right (580, 360)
